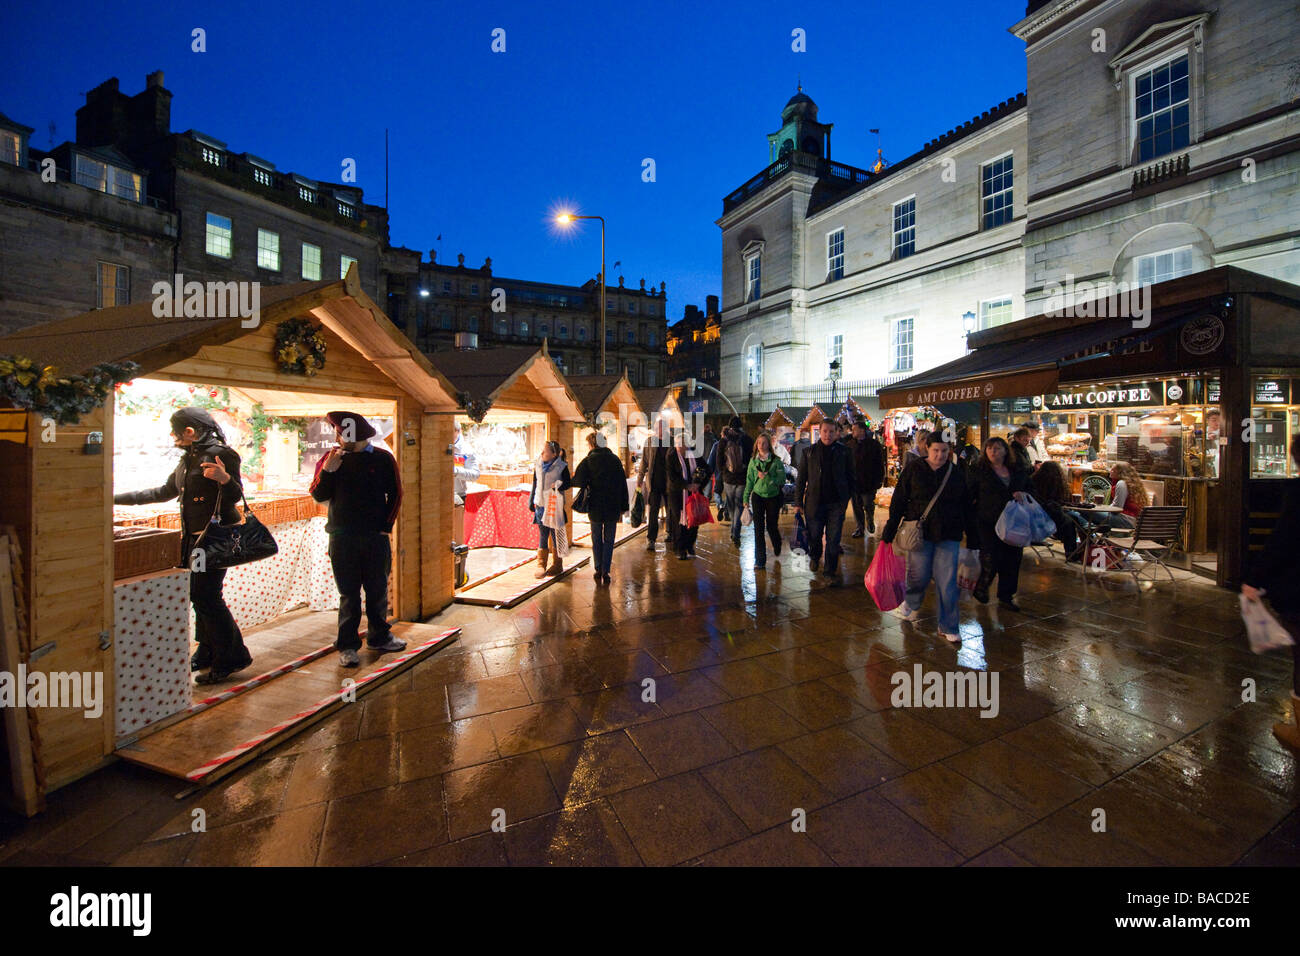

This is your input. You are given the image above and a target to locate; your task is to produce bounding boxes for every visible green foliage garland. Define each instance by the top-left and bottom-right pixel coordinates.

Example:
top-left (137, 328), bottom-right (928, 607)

top-left (0, 354), bottom-right (137, 425)
top-left (246, 402), bottom-right (308, 474)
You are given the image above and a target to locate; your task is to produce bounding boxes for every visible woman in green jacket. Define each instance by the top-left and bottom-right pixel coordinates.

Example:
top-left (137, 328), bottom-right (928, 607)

top-left (743, 431), bottom-right (787, 569)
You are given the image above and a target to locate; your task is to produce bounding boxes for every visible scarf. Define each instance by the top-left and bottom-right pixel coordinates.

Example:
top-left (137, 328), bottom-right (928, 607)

top-left (534, 454), bottom-right (565, 502)
top-left (170, 406), bottom-right (227, 454)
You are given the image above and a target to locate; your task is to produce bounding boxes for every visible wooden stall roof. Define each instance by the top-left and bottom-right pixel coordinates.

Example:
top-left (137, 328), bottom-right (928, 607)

top-left (426, 342), bottom-right (584, 422)
top-left (799, 403), bottom-right (840, 429)
top-left (0, 266), bottom-right (461, 412)
top-left (566, 372), bottom-right (641, 421)
top-left (764, 406), bottom-right (798, 430)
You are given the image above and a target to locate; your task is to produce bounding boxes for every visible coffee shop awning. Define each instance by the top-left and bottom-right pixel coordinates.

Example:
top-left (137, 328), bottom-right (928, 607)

top-left (878, 316), bottom-right (1141, 410)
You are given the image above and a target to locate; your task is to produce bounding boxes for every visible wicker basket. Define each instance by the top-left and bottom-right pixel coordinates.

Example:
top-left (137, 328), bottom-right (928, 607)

top-left (114, 528), bottom-right (182, 579)
top-left (297, 495), bottom-right (327, 520)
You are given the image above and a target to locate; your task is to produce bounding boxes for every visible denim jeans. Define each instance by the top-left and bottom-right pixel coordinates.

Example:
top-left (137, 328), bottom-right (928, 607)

top-left (903, 539), bottom-right (961, 634)
top-left (723, 482), bottom-right (745, 543)
top-left (807, 499), bottom-right (848, 572)
top-left (590, 518), bottom-right (618, 574)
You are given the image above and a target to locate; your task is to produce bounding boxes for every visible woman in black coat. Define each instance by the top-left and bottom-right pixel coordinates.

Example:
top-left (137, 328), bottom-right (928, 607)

top-left (880, 437), bottom-right (974, 642)
top-left (1241, 434), bottom-right (1300, 754)
top-left (572, 432), bottom-right (630, 586)
top-left (665, 430), bottom-right (708, 559)
top-left (968, 436), bottom-right (1032, 610)
top-left (114, 407), bottom-right (253, 682)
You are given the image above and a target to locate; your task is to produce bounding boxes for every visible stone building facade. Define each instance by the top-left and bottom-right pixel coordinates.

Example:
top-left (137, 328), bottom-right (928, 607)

top-left (0, 111), bottom-right (176, 334)
top-left (667, 295), bottom-right (721, 391)
top-left (0, 73), bottom-right (391, 335)
top-left (717, 89), bottom-right (1027, 409)
top-left (719, 0), bottom-right (1300, 409)
top-left (395, 253), bottom-right (670, 386)
top-left (1015, 0), bottom-right (1300, 311)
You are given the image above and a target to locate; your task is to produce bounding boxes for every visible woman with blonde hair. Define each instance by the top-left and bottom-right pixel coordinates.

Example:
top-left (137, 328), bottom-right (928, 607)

top-left (1108, 462), bottom-right (1148, 528)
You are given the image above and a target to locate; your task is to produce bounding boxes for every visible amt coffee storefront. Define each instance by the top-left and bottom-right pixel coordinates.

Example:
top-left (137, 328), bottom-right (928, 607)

top-left (879, 268), bottom-right (1300, 586)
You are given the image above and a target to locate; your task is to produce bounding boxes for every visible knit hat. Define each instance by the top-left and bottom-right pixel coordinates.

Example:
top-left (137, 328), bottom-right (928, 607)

top-left (325, 410), bottom-right (377, 441)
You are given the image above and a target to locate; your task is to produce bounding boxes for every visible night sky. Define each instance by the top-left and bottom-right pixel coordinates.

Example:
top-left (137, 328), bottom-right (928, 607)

top-left (3, 0), bottom-right (1027, 317)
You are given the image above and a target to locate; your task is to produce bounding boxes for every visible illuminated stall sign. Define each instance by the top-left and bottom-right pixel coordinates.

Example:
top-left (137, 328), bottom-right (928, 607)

top-left (1042, 385), bottom-right (1158, 409)
top-left (1253, 379), bottom-right (1290, 405)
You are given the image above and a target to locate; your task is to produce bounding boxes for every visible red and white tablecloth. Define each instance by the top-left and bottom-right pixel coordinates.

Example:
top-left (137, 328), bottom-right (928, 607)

top-left (220, 516), bottom-right (338, 629)
top-left (114, 568), bottom-right (191, 736)
top-left (463, 489), bottom-right (538, 549)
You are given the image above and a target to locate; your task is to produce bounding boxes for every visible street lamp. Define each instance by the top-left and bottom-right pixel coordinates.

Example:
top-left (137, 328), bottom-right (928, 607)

top-left (556, 212), bottom-right (607, 374)
top-left (962, 310), bottom-right (977, 354)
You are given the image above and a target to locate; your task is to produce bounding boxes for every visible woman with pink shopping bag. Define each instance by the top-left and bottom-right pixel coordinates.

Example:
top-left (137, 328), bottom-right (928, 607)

top-left (1240, 433), bottom-right (1300, 755)
top-left (879, 434), bottom-right (975, 642)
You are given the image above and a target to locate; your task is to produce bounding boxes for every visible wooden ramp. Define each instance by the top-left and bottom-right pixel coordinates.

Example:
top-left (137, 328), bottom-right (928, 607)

top-left (115, 621), bottom-right (458, 786)
top-left (455, 522), bottom-right (645, 608)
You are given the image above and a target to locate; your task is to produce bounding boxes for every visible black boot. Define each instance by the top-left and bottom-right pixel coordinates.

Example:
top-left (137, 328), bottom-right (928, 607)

top-left (973, 553), bottom-right (995, 604)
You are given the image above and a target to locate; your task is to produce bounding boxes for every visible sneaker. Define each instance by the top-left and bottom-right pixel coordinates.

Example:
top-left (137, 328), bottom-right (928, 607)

top-left (891, 605), bottom-right (919, 622)
top-left (368, 634), bottom-right (408, 653)
top-left (195, 651), bottom-right (253, 684)
top-left (339, 649), bottom-right (360, 667)
top-left (940, 630), bottom-right (962, 643)
top-left (645, 540), bottom-right (657, 551)
top-left (851, 529), bottom-right (864, 539)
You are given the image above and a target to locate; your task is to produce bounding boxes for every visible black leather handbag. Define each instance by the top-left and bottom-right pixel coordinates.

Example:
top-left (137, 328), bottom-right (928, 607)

top-left (572, 485), bottom-right (590, 514)
top-left (191, 487), bottom-right (279, 571)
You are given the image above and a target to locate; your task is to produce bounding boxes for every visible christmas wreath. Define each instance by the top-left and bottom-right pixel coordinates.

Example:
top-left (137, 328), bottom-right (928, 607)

top-left (0, 354), bottom-right (137, 425)
top-left (274, 317), bottom-right (327, 376)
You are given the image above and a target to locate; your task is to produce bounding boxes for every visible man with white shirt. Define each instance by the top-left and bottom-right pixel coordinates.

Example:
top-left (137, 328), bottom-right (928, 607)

top-left (1023, 422), bottom-right (1048, 467)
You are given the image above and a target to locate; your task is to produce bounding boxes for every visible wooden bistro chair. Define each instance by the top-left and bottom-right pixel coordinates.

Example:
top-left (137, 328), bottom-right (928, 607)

top-left (1089, 505), bottom-right (1188, 589)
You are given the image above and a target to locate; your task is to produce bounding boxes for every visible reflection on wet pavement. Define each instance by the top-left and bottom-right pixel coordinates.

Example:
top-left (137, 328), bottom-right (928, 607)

top-left (2, 517), bottom-right (1297, 866)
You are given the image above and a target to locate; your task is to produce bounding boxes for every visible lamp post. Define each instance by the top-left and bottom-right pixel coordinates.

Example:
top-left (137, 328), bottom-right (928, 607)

top-left (556, 213), bottom-right (606, 374)
top-left (962, 310), bottom-right (977, 354)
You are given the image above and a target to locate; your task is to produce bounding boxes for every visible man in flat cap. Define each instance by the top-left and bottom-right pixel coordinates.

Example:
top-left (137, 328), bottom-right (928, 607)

top-left (311, 411), bottom-right (405, 667)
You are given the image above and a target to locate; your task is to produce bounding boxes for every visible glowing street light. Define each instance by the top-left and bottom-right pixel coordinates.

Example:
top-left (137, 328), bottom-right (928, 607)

top-left (554, 211), bottom-right (607, 374)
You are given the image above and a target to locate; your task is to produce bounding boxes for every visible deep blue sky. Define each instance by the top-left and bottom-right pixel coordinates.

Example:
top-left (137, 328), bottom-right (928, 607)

top-left (3, 0), bottom-right (1027, 317)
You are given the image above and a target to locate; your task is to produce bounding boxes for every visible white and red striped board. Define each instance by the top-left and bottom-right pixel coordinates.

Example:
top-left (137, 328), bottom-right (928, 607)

top-left (115, 622), bottom-right (459, 787)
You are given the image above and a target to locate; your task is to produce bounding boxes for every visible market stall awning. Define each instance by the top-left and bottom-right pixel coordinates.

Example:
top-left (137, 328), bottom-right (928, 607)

top-left (428, 343), bottom-right (584, 422)
top-left (566, 372), bottom-right (641, 423)
top-left (0, 266), bottom-right (462, 412)
top-left (877, 316), bottom-right (1138, 409)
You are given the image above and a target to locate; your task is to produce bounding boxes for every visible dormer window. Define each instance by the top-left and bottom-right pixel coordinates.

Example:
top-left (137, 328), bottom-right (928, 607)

top-left (74, 153), bottom-right (144, 203)
top-left (0, 129), bottom-right (22, 167)
top-left (299, 185), bottom-right (316, 202)
top-left (1109, 14), bottom-right (1208, 165)
top-left (201, 146), bottom-right (223, 167)
top-left (337, 197), bottom-right (356, 218)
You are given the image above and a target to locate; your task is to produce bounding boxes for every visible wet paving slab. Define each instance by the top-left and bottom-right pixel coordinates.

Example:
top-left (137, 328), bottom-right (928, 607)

top-left (2, 519), bottom-right (1297, 866)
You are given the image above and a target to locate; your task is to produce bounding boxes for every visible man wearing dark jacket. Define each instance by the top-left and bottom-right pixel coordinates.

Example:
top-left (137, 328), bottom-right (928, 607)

top-left (311, 411), bottom-right (405, 667)
top-left (794, 418), bottom-right (854, 580)
top-left (637, 418), bottom-right (673, 551)
top-left (717, 417), bottom-right (753, 548)
top-left (847, 419), bottom-right (887, 537)
top-left (573, 432), bottom-right (630, 585)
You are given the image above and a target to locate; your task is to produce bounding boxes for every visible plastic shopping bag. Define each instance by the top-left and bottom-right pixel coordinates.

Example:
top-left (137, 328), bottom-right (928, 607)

top-left (1239, 594), bottom-right (1296, 654)
top-left (995, 499), bottom-right (1033, 548)
top-left (541, 488), bottom-right (563, 529)
top-left (684, 491), bottom-right (714, 529)
top-left (792, 512), bottom-right (809, 553)
top-left (864, 542), bottom-right (907, 612)
top-left (1020, 494), bottom-right (1057, 543)
top-left (956, 547), bottom-right (981, 591)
